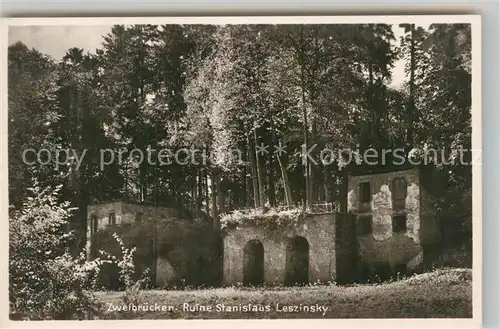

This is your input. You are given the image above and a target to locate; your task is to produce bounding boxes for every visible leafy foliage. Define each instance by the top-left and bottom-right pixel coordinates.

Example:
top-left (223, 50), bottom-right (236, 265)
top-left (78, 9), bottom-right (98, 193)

top-left (8, 24), bottom-right (472, 223)
top-left (110, 233), bottom-right (151, 305)
top-left (220, 207), bottom-right (306, 234)
top-left (9, 181), bottom-right (107, 320)
top-left (9, 182), bottom-right (159, 319)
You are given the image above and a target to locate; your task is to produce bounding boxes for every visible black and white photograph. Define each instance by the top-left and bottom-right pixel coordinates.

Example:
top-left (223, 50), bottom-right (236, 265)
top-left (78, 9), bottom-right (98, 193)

top-left (3, 15), bottom-right (481, 326)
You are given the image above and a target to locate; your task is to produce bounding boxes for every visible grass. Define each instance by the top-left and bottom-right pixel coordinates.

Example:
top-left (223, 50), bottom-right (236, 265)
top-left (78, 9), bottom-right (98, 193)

top-left (99, 268), bottom-right (472, 319)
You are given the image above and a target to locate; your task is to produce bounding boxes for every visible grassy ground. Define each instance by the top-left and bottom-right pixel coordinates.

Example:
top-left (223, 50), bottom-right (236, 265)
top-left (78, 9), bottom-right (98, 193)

top-left (99, 268), bottom-right (472, 319)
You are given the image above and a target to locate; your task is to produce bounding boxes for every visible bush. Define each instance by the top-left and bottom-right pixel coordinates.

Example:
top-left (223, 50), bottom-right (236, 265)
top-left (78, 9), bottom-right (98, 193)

top-left (9, 182), bottom-right (157, 319)
top-left (220, 207), bottom-right (305, 233)
top-left (111, 232), bottom-right (151, 305)
top-left (431, 243), bottom-right (472, 269)
top-left (9, 183), bottom-right (110, 320)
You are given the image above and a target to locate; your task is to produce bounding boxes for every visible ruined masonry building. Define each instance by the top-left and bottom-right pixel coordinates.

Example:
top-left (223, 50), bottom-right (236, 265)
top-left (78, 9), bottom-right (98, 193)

top-left (87, 167), bottom-right (440, 287)
top-left (222, 212), bottom-right (352, 286)
top-left (223, 167), bottom-right (440, 285)
top-left (86, 200), bottom-right (186, 287)
top-left (346, 167), bottom-right (440, 280)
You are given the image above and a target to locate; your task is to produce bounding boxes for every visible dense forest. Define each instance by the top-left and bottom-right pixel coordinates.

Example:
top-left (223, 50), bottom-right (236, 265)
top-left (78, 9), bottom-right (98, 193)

top-left (8, 23), bottom-right (472, 250)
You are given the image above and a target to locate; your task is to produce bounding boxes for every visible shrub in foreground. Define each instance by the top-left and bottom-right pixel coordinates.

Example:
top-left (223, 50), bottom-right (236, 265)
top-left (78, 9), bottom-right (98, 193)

top-left (9, 183), bottom-right (108, 319)
top-left (9, 182), bottom-right (148, 320)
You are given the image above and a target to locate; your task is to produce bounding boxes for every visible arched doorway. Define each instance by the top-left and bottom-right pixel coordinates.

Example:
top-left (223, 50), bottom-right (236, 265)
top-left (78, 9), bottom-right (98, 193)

top-left (285, 236), bottom-right (309, 286)
top-left (243, 240), bottom-right (264, 286)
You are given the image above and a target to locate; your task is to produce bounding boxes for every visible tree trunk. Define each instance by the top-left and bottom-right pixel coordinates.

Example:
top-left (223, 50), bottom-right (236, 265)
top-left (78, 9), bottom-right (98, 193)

top-left (192, 172), bottom-right (198, 220)
top-left (204, 170), bottom-right (209, 215)
top-left (248, 134), bottom-right (260, 208)
top-left (323, 164), bottom-right (330, 203)
top-left (210, 174), bottom-right (218, 228)
top-left (317, 163), bottom-right (325, 202)
top-left (301, 83), bottom-right (312, 208)
top-left (245, 165), bottom-right (252, 208)
top-left (311, 119), bottom-right (318, 203)
top-left (298, 34), bottom-right (312, 208)
top-left (171, 175), bottom-right (177, 205)
top-left (407, 24), bottom-right (416, 155)
top-left (139, 167), bottom-right (147, 202)
top-left (269, 115), bottom-right (292, 207)
top-left (255, 130), bottom-right (266, 208)
top-left (217, 178), bottom-right (225, 217)
top-left (276, 154), bottom-right (293, 207)
top-left (197, 169), bottom-right (203, 218)
top-left (339, 167), bottom-right (349, 214)
top-left (267, 144), bottom-right (276, 207)
top-left (368, 59), bottom-right (376, 149)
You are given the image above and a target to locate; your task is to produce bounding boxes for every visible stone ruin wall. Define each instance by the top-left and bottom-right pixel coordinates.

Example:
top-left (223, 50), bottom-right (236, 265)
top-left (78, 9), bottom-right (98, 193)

top-left (222, 213), bottom-right (341, 286)
top-left (86, 201), bottom-right (187, 287)
top-left (347, 168), bottom-right (439, 273)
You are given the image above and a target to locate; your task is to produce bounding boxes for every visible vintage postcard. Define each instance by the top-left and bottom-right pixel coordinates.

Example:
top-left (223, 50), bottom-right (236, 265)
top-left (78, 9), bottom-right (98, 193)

top-left (1, 15), bottom-right (481, 328)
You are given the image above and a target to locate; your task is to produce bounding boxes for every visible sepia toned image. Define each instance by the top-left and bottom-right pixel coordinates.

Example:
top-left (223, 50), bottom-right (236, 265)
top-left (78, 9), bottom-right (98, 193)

top-left (3, 16), bottom-right (481, 326)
